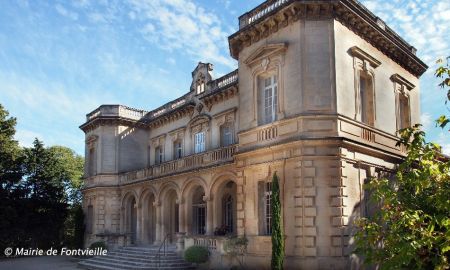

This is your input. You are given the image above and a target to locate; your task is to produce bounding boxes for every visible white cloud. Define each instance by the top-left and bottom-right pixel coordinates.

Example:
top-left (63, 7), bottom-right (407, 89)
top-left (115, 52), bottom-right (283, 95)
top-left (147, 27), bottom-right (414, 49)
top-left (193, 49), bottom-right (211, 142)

top-left (55, 4), bottom-right (79, 21)
top-left (14, 129), bottom-right (44, 148)
top-left (127, 0), bottom-right (236, 69)
top-left (420, 112), bottom-right (433, 131)
top-left (166, 57), bottom-right (176, 65)
top-left (361, 0), bottom-right (449, 63)
top-left (436, 132), bottom-right (450, 156)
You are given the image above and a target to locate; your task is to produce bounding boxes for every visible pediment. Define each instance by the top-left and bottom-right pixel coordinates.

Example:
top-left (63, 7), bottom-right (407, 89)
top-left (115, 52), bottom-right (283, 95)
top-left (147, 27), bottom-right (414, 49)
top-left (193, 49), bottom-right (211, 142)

top-left (244, 43), bottom-right (288, 66)
top-left (188, 114), bottom-right (211, 128)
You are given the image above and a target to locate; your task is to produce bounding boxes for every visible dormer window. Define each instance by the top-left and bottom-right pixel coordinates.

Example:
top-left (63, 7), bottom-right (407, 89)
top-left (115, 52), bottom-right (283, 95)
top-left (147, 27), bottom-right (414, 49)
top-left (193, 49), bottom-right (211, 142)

top-left (196, 82), bottom-right (205, 94)
top-left (196, 74), bottom-right (206, 95)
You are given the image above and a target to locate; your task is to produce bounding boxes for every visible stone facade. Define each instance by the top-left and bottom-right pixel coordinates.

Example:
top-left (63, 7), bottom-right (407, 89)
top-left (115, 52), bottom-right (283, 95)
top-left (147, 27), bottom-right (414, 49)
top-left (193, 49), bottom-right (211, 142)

top-left (79, 1), bottom-right (427, 269)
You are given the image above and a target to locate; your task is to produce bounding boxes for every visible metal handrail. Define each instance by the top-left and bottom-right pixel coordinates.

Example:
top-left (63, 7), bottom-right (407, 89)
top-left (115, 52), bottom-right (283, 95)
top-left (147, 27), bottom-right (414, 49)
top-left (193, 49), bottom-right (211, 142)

top-left (154, 233), bottom-right (171, 268)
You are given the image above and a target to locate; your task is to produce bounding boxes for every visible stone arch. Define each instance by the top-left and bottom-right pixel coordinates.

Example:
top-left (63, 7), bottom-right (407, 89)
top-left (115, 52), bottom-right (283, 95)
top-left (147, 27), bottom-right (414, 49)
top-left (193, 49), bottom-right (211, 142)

top-left (121, 190), bottom-right (138, 244)
top-left (157, 181), bottom-right (181, 203)
top-left (181, 176), bottom-right (208, 201)
top-left (181, 176), bottom-right (209, 235)
top-left (208, 171), bottom-right (237, 197)
top-left (121, 189), bottom-right (139, 207)
top-left (138, 186), bottom-right (158, 244)
top-left (209, 172), bottom-right (238, 235)
top-left (158, 182), bottom-right (180, 244)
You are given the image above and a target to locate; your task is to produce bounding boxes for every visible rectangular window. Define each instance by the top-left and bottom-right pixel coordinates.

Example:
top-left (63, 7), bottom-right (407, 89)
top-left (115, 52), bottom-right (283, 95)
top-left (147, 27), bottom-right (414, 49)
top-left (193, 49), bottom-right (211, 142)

top-left (194, 204), bottom-right (206, 235)
top-left (360, 75), bottom-right (375, 126)
top-left (263, 75), bottom-right (278, 124)
top-left (264, 182), bottom-right (272, 235)
top-left (173, 141), bottom-right (182, 159)
top-left (399, 94), bottom-right (410, 129)
top-left (258, 181), bottom-right (272, 235)
top-left (88, 148), bottom-right (95, 176)
top-left (86, 205), bottom-right (94, 234)
top-left (194, 132), bottom-right (206, 153)
top-left (155, 147), bottom-right (163, 164)
top-left (220, 125), bottom-right (234, 147)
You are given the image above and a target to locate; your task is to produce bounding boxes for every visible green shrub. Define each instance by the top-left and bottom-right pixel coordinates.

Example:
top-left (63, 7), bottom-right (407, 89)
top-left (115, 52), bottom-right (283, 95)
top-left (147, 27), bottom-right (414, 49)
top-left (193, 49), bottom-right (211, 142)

top-left (184, 246), bottom-right (209, 264)
top-left (89, 241), bottom-right (107, 250)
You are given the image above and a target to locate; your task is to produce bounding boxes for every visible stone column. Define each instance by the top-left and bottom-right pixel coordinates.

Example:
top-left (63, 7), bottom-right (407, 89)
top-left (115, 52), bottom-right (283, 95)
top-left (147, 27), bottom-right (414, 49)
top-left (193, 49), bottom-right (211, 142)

top-left (177, 198), bottom-right (185, 233)
top-left (136, 203), bottom-right (142, 245)
top-left (204, 195), bottom-right (214, 235)
top-left (153, 201), bottom-right (162, 244)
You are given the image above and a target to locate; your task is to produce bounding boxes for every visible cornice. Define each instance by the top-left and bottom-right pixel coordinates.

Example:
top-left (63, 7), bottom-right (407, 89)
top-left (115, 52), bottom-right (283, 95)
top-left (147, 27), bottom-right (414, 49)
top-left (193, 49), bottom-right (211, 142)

top-left (79, 117), bottom-right (148, 133)
top-left (229, 0), bottom-right (427, 77)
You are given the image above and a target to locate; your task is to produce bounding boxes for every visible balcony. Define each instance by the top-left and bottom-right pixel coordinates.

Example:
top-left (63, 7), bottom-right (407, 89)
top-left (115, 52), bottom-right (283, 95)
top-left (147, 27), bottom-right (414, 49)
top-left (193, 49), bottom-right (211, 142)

top-left (119, 145), bottom-right (237, 184)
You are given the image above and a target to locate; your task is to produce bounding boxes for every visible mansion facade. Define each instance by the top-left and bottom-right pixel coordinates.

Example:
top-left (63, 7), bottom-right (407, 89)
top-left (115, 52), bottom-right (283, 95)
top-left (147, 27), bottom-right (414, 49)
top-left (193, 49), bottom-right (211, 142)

top-left (80, 0), bottom-right (427, 269)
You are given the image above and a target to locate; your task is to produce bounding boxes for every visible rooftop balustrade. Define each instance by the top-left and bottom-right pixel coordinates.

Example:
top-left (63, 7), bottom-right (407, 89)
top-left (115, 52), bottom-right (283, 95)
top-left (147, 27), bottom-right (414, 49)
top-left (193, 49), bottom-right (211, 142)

top-left (85, 70), bottom-right (238, 123)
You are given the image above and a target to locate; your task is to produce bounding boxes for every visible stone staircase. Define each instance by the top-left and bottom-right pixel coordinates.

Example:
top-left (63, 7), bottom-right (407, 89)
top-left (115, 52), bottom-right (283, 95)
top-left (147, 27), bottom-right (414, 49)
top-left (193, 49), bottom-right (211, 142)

top-left (78, 245), bottom-right (195, 270)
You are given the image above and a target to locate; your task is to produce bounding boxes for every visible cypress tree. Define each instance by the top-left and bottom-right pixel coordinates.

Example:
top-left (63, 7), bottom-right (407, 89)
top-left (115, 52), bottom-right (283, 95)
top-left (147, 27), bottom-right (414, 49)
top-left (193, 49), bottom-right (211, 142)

top-left (271, 172), bottom-right (284, 270)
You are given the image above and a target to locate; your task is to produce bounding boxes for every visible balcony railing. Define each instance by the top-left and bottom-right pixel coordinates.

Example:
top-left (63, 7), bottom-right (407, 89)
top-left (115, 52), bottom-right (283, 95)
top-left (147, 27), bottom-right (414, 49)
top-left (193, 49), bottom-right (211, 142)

top-left (119, 145), bottom-right (237, 184)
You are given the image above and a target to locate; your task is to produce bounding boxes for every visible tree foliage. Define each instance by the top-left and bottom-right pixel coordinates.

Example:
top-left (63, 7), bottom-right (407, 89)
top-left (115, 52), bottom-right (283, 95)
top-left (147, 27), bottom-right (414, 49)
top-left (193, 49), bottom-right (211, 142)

top-left (271, 172), bottom-right (284, 270)
top-left (0, 104), bottom-right (84, 254)
top-left (354, 59), bottom-right (450, 269)
top-left (435, 57), bottom-right (450, 129)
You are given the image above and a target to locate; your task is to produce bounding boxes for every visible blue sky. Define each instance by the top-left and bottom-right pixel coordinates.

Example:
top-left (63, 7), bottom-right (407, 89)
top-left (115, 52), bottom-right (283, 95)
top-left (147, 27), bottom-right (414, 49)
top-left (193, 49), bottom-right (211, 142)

top-left (0, 0), bottom-right (448, 156)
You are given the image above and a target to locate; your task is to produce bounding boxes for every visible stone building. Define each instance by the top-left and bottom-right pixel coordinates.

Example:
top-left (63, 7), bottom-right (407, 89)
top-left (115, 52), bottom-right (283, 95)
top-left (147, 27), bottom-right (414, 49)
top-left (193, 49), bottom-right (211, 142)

top-left (79, 0), bottom-right (427, 269)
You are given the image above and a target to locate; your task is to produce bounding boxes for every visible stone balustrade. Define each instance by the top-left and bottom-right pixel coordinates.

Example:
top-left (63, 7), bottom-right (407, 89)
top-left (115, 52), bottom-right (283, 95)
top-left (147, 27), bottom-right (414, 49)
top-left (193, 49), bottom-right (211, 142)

top-left (239, 0), bottom-right (291, 29)
top-left (184, 236), bottom-right (228, 253)
top-left (85, 70), bottom-right (238, 123)
top-left (119, 145), bottom-right (237, 184)
top-left (207, 70), bottom-right (238, 93)
top-left (239, 115), bottom-right (404, 154)
top-left (86, 105), bottom-right (148, 121)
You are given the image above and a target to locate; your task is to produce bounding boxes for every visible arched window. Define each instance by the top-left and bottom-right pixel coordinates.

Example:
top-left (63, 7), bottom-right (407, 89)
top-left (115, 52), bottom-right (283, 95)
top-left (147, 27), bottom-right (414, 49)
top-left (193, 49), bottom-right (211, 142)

top-left (196, 74), bottom-right (206, 95)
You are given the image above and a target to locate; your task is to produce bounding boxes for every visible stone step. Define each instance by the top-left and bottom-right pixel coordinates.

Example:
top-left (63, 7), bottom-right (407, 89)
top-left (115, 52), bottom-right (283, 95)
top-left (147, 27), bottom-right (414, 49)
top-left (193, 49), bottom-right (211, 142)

top-left (87, 256), bottom-right (191, 266)
top-left (120, 246), bottom-right (177, 251)
top-left (113, 249), bottom-right (178, 255)
top-left (82, 258), bottom-right (190, 269)
top-left (78, 245), bottom-right (194, 270)
top-left (104, 254), bottom-right (187, 263)
top-left (79, 260), bottom-right (194, 270)
top-left (107, 251), bottom-right (180, 259)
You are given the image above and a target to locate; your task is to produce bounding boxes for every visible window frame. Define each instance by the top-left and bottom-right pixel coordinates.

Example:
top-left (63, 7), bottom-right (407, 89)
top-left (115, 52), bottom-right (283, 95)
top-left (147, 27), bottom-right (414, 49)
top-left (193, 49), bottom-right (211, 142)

top-left (358, 71), bottom-right (376, 126)
top-left (262, 74), bottom-right (278, 125)
top-left (391, 74), bottom-right (415, 133)
top-left (194, 131), bottom-right (206, 154)
top-left (220, 123), bottom-right (234, 147)
top-left (258, 181), bottom-right (273, 236)
top-left (155, 146), bottom-right (164, 165)
top-left (173, 140), bottom-right (183, 160)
